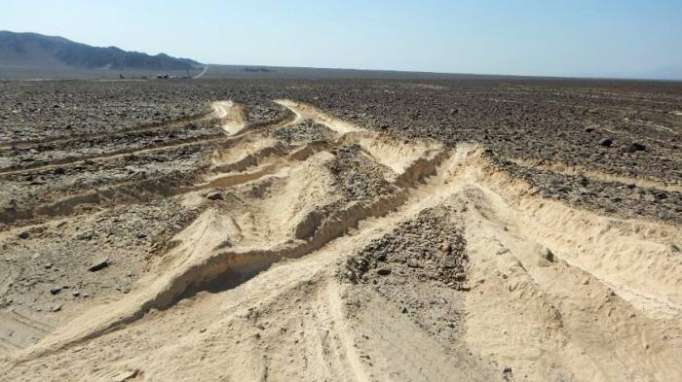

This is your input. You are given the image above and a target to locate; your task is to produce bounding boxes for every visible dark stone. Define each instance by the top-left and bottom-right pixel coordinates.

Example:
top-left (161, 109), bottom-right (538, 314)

top-left (624, 142), bottom-right (646, 153)
top-left (88, 258), bottom-right (110, 272)
top-left (50, 287), bottom-right (62, 295)
top-left (542, 248), bottom-right (555, 262)
top-left (376, 268), bottom-right (391, 276)
top-left (206, 191), bottom-right (223, 200)
top-left (599, 138), bottom-right (613, 147)
top-left (75, 231), bottom-right (94, 241)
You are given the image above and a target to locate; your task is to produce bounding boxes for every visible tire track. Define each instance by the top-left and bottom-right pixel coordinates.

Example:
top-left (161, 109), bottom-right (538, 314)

top-left (0, 111), bottom-right (215, 152)
top-left (0, 133), bottom-right (227, 176)
top-left (5, 100), bottom-right (682, 381)
top-left (507, 157), bottom-right (682, 193)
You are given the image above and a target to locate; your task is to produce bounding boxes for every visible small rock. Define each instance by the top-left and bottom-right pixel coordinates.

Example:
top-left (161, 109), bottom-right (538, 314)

top-left (49, 287), bottom-right (62, 295)
top-left (542, 248), bottom-right (555, 262)
top-left (598, 138), bottom-right (613, 147)
top-left (88, 258), bottom-right (110, 272)
top-left (376, 268), bottom-right (391, 276)
top-left (440, 256), bottom-right (458, 269)
top-left (51, 304), bottom-right (62, 312)
top-left (75, 231), bottom-right (94, 241)
top-left (624, 142), bottom-right (646, 153)
top-left (407, 258), bottom-right (421, 268)
top-left (206, 191), bottom-right (223, 200)
top-left (112, 369), bottom-right (139, 382)
top-left (17, 231), bottom-right (30, 240)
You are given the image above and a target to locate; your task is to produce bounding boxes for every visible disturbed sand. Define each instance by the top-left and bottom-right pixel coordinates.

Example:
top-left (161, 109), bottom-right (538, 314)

top-left (1, 80), bottom-right (682, 381)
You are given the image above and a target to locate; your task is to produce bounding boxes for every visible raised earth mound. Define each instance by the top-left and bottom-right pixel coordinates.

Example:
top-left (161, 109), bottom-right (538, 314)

top-left (1, 80), bottom-right (681, 381)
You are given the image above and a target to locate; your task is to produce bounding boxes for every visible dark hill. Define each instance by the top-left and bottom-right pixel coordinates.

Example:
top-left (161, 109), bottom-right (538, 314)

top-left (0, 31), bottom-right (200, 71)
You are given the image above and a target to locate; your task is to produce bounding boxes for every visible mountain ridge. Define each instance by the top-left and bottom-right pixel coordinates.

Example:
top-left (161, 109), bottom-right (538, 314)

top-left (0, 31), bottom-right (201, 71)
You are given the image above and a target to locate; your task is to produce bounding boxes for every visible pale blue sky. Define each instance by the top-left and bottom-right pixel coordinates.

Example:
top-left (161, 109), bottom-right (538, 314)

top-left (2, 0), bottom-right (682, 79)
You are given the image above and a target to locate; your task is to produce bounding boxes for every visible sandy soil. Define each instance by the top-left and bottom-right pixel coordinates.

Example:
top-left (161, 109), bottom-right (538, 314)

top-left (1, 94), bottom-right (681, 381)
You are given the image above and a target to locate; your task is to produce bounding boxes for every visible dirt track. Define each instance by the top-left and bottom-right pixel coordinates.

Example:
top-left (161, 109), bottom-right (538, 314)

top-left (1, 95), bottom-right (681, 381)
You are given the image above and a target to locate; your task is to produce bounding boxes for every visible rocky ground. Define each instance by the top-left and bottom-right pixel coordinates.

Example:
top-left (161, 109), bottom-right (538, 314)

top-left (0, 78), bottom-right (681, 381)
top-left (340, 207), bottom-right (469, 346)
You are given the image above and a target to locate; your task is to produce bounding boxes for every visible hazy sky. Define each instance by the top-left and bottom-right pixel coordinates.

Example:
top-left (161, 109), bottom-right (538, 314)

top-left (2, 0), bottom-right (682, 79)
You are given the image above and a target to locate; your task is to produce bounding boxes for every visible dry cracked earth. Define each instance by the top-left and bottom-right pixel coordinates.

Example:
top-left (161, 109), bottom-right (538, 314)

top-left (0, 79), bottom-right (681, 381)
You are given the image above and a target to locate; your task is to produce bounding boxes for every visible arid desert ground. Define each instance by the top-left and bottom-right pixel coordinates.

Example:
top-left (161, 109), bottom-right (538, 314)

top-left (1, 78), bottom-right (682, 381)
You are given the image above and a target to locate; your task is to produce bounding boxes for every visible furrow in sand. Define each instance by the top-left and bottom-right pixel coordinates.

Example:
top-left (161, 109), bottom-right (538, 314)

top-left (0, 111), bottom-right (215, 152)
top-left (3, 100), bottom-right (681, 381)
top-left (0, 133), bottom-right (226, 176)
top-left (508, 157), bottom-right (682, 193)
top-left (18, 134), bottom-right (454, 358)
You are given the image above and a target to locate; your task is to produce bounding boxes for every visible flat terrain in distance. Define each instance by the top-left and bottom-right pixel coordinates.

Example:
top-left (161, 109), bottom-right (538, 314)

top-left (1, 77), bottom-right (681, 381)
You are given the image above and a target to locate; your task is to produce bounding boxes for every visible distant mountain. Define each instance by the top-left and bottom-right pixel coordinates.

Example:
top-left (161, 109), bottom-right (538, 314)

top-left (0, 31), bottom-right (200, 71)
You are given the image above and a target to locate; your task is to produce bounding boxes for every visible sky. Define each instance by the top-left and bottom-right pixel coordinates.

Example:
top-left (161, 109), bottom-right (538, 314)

top-left (2, 0), bottom-right (682, 79)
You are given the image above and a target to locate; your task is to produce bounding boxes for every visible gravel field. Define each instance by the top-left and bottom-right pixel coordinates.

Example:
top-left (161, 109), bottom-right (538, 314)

top-left (1, 77), bottom-right (681, 381)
